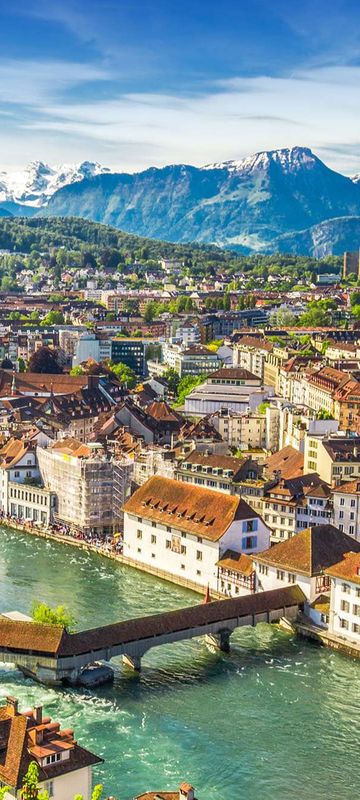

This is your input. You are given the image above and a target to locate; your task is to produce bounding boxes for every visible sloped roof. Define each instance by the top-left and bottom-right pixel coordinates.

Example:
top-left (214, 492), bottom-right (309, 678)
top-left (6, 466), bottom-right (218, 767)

top-left (51, 438), bottom-right (91, 458)
top-left (254, 524), bottom-right (360, 576)
top-left (123, 475), bottom-right (258, 541)
top-left (178, 450), bottom-right (250, 481)
top-left (326, 551), bottom-right (360, 585)
top-left (216, 551), bottom-right (254, 576)
top-left (264, 445), bottom-right (304, 479)
top-left (0, 438), bottom-right (34, 469)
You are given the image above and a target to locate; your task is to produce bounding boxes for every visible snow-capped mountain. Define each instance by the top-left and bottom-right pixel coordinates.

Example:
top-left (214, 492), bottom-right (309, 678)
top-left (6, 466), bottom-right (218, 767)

top-left (202, 146), bottom-right (319, 174)
top-left (0, 160), bottom-right (111, 208)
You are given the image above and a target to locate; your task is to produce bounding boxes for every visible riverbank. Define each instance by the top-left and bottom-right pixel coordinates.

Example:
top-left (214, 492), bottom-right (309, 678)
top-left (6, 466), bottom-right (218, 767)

top-left (1, 518), bottom-right (224, 600)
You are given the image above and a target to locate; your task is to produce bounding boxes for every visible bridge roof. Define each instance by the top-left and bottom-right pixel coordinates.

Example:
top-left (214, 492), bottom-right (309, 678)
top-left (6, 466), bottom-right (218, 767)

top-left (57, 585), bottom-right (305, 658)
top-left (0, 617), bottom-right (66, 656)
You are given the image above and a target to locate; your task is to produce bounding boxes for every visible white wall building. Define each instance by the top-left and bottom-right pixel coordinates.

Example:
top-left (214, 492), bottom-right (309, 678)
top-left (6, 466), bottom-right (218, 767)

top-left (327, 551), bottom-right (360, 645)
top-left (123, 475), bottom-right (270, 593)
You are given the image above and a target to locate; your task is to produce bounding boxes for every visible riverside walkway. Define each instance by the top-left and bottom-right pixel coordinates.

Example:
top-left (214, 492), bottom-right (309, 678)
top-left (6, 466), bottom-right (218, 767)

top-left (0, 585), bottom-right (305, 685)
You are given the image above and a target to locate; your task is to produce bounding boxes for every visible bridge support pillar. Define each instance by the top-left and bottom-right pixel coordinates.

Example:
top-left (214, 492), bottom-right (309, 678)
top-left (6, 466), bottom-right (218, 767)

top-left (205, 629), bottom-right (231, 653)
top-left (123, 653), bottom-right (142, 671)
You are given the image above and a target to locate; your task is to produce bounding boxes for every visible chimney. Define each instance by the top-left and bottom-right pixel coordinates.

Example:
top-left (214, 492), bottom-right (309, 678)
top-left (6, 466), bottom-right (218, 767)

top-left (179, 784), bottom-right (195, 800)
top-left (6, 696), bottom-right (18, 716)
top-left (87, 374), bottom-right (99, 391)
top-left (33, 705), bottom-right (42, 725)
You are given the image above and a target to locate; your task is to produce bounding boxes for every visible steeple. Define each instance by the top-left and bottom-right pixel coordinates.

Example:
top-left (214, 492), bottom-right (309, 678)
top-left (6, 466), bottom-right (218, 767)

top-left (202, 584), bottom-right (212, 604)
top-left (11, 370), bottom-right (16, 397)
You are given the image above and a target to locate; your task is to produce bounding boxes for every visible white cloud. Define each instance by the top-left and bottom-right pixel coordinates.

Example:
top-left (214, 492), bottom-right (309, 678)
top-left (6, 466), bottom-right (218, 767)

top-left (2, 62), bottom-right (360, 174)
top-left (0, 58), bottom-right (109, 106)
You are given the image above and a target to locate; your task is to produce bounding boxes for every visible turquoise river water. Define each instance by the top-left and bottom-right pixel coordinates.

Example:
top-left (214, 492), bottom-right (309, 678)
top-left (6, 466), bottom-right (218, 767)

top-left (0, 527), bottom-right (359, 799)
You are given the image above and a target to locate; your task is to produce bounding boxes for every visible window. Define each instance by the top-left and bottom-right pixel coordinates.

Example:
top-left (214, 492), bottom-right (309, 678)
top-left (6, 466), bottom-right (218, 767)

top-left (181, 564), bottom-right (185, 570)
top-left (340, 600), bottom-right (350, 613)
top-left (181, 544), bottom-right (186, 554)
top-left (242, 535), bottom-right (257, 550)
top-left (45, 782), bottom-right (54, 798)
top-left (288, 573), bottom-right (296, 584)
top-left (353, 604), bottom-right (360, 616)
top-left (351, 499), bottom-right (356, 507)
top-left (197, 536), bottom-right (203, 543)
top-left (342, 583), bottom-right (351, 594)
top-left (137, 529), bottom-right (142, 540)
top-left (151, 534), bottom-right (156, 544)
top-left (196, 550), bottom-right (202, 561)
top-left (340, 498), bottom-right (345, 506)
top-left (350, 526), bottom-right (355, 536)
top-left (196, 569), bottom-right (201, 576)
top-left (137, 517), bottom-right (142, 523)
top-left (258, 564), bottom-right (268, 575)
top-left (166, 540), bottom-right (171, 549)
top-left (340, 618), bottom-right (349, 629)
top-left (339, 510), bottom-right (344, 519)
top-left (151, 521), bottom-right (156, 528)
top-left (352, 623), bottom-right (360, 634)
top-left (137, 547), bottom-right (142, 553)
top-left (276, 570), bottom-right (285, 581)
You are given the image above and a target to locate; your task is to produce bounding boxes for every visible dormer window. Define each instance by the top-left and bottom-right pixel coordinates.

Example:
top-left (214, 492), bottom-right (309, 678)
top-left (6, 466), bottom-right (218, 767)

top-left (45, 753), bottom-right (62, 765)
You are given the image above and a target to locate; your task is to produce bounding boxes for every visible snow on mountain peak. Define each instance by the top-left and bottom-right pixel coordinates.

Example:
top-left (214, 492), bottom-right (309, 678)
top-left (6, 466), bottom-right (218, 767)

top-left (0, 160), bottom-right (112, 207)
top-left (203, 146), bottom-right (318, 174)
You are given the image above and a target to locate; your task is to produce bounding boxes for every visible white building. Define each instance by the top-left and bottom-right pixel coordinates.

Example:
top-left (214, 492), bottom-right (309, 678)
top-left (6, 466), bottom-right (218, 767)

top-left (209, 407), bottom-right (267, 449)
top-left (185, 368), bottom-right (272, 416)
top-left (253, 524), bottom-right (360, 625)
top-left (123, 475), bottom-right (270, 593)
top-left (332, 479), bottom-right (360, 539)
top-left (327, 551), bottom-right (360, 645)
top-left (0, 697), bottom-right (102, 800)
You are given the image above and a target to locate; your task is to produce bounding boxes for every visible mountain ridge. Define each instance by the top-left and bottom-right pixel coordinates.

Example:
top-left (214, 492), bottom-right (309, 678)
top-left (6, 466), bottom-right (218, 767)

top-left (2, 147), bottom-right (360, 255)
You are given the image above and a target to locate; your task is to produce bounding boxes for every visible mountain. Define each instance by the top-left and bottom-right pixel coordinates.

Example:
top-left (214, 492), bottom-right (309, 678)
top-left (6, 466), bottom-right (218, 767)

top-left (268, 216), bottom-right (360, 257)
top-left (0, 160), bottom-right (111, 211)
top-left (39, 146), bottom-right (360, 254)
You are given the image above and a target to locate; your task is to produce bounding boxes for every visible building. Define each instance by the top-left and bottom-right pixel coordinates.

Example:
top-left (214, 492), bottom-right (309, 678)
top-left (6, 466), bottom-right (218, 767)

top-left (184, 368), bottom-right (270, 416)
top-left (343, 250), bottom-right (360, 280)
top-left (37, 438), bottom-right (128, 536)
top-left (134, 782), bottom-right (196, 800)
top-left (72, 332), bottom-right (112, 366)
top-left (116, 399), bottom-right (183, 445)
top-left (253, 524), bottom-right (360, 620)
top-left (331, 479), bottom-right (360, 539)
top-left (304, 434), bottom-right (360, 484)
top-left (111, 337), bottom-right (151, 377)
top-left (0, 437), bottom-right (56, 525)
top-left (326, 551), bottom-right (360, 644)
top-left (175, 450), bottom-right (260, 495)
top-left (209, 407), bottom-right (267, 449)
top-left (0, 697), bottom-right (102, 800)
top-left (162, 343), bottom-right (221, 377)
top-left (123, 475), bottom-right (270, 593)
top-left (263, 474), bottom-right (331, 543)
top-left (232, 336), bottom-right (272, 381)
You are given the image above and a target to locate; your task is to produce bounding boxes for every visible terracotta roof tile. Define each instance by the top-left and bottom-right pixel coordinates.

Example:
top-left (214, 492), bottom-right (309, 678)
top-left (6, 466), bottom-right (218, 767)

top-left (254, 524), bottom-right (360, 576)
top-left (123, 475), bottom-right (258, 541)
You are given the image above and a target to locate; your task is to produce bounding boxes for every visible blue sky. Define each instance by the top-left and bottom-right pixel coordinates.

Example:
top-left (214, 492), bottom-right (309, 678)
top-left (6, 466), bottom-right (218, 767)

top-left (0, 0), bottom-right (360, 173)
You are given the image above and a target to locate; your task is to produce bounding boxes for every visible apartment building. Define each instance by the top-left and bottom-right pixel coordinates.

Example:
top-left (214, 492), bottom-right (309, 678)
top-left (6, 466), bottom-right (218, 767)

top-left (303, 366), bottom-right (349, 417)
top-left (123, 475), bottom-right (270, 593)
top-left (175, 451), bottom-right (260, 495)
top-left (232, 336), bottom-right (272, 381)
top-left (304, 434), bottom-right (360, 484)
top-left (332, 479), bottom-right (360, 539)
top-left (162, 343), bottom-right (221, 377)
top-left (37, 438), bottom-right (126, 535)
top-left (263, 474), bottom-right (331, 543)
top-left (263, 346), bottom-right (294, 391)
top-left (209, 407), bottom-right (266, 449)
top-left (327, 551), bottom-right (360, 644)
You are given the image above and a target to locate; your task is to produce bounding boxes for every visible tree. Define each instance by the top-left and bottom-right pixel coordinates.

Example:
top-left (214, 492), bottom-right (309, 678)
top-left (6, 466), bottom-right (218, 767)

top-left (31, 601), bottom-right (77, 632)
top-left (70, 365), bottom-right (85, 376)
top-left (143, 301), bottom-right (156, 323)
top-left (163, 367), bottom-right (180, 395)
top-left (28, 347), bottom-right (63, 374)
top-left (40, 310), bottom-right (65, 327)
top-left (109, 361), bottom-right (137, 388)
top-left (18, 357), bottom-right (26, 373)
top-left (20, 761), bottom-right (48, 800)
top-left (175, 374), bottom-right (207, 407)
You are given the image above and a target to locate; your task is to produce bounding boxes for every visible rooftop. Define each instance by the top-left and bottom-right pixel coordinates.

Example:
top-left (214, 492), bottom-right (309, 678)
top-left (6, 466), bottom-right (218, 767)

top-left (254, 524), bottom-right (360, 576)
top-left (123, 475), bottom-right (258, 541)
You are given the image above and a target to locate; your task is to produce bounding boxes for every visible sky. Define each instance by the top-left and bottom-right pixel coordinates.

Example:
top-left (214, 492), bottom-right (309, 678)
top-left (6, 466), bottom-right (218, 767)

top-left (0, 0), bottom-right (360, 174)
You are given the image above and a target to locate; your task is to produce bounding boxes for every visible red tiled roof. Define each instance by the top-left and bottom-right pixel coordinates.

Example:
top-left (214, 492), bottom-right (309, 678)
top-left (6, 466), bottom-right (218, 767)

top-left (326, 551), bottom-right (360, 585)
top-left (123, 475), bottom-right (258, 541)
top-left (254, 525), bottom-right (360, 576)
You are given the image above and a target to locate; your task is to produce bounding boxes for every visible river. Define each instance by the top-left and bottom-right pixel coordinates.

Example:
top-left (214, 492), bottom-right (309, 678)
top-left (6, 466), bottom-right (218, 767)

top-left (0, 527), bottom-right (358, 799)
